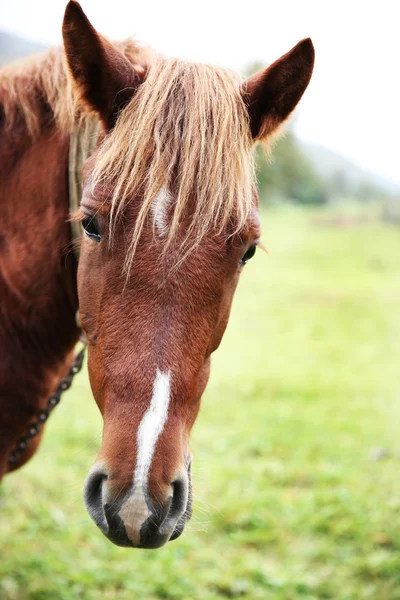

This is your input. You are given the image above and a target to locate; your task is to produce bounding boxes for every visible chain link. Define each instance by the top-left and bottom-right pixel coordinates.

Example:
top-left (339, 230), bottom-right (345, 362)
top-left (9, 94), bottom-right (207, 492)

top-left (8, 343), bottom-right (87, 465)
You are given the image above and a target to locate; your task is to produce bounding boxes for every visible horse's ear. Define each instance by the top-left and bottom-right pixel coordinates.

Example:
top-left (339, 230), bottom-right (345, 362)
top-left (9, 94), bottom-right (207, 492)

top-left (242, 38), bottom-right (314, 141)
top-left (62, 0), bottom-right (143, 129)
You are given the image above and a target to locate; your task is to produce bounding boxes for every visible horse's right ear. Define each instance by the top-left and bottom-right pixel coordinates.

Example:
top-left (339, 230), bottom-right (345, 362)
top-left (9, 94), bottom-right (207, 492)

top-left (62, 0), bottom-right (143, 129)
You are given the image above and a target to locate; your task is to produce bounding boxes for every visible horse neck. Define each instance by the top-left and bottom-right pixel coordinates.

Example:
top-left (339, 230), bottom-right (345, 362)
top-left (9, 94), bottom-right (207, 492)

top-left (0, 115), bottom-right (80, 407)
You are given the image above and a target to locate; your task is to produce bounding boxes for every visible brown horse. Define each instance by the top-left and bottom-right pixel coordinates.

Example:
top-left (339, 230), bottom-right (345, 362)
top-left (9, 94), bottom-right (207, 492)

top-left (0, 1), bottom-right (314, 548)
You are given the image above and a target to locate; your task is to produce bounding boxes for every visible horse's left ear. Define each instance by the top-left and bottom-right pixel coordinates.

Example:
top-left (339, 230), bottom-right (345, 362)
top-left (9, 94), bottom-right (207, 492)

top-left (62, 0), bottom-right (143, 129)
top-left (242, 38), bottom-right (315, 141)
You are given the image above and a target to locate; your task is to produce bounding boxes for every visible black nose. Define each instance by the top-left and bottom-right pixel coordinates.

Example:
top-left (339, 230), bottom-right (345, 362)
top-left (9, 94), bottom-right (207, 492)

top-left (84, 466), bottom-right (190, 549)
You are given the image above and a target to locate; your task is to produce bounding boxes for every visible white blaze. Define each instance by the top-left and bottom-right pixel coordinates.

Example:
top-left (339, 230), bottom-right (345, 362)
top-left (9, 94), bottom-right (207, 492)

top-left (151, 187), bottom-right (172, 234)
top-left (119, 369), bottom-right (171, 544)
top-left (135, 369), bottom-right (171, 487)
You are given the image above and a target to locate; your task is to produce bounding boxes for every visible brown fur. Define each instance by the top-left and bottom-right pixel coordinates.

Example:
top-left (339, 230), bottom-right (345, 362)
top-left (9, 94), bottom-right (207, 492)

top-left (0, 0), bottom-right (314, 547)
top-left (0, 118), bottom-right (78, 476)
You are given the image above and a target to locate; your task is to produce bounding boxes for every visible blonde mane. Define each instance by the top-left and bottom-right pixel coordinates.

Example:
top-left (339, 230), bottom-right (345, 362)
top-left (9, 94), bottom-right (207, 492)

top-left (92, 58), bottom-right (256, 272)
top-left (1, 42), bottom-right (256, 272)
top-left (0, 39), bottom-right (149, 135)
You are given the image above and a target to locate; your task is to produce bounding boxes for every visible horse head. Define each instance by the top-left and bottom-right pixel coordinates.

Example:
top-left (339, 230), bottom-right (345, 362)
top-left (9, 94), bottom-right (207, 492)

top-left (62, 0), bottom-right (314, 548)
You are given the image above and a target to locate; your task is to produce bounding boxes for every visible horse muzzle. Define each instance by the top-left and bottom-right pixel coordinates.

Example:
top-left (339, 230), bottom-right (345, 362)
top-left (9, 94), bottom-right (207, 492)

top-left (83, 462), bottom-right (192, 549)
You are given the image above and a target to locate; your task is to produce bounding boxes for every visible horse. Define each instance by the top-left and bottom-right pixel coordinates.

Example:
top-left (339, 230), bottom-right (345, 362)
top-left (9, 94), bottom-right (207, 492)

top-left (0, 0), bottom-right (314, 549)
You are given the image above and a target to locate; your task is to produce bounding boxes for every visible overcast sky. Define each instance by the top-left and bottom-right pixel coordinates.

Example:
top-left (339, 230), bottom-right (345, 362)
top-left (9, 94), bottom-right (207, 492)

top-left (1, 0), bottom-right (399, 184)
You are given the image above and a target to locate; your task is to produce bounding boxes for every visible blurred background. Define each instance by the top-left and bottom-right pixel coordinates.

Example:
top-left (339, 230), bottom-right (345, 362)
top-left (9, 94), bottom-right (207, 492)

top-left (0, 1), bottom-right (399, 599)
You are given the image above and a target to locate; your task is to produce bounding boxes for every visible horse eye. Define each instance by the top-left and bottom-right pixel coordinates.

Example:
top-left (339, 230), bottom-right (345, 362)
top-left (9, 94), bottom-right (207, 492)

top-left (82, 215), bottom-right (102, 242)
top-left (240, 244), bottom-right (257, 266)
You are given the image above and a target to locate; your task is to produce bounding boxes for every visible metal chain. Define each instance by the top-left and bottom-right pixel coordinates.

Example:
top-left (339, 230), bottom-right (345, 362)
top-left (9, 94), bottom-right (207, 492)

top-left (8, 342), bottom-right (87, 465)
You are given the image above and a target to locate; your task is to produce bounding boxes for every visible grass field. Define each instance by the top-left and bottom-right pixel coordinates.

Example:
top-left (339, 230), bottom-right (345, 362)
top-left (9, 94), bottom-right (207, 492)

top-left (1, 205), bottom-right (399, 600)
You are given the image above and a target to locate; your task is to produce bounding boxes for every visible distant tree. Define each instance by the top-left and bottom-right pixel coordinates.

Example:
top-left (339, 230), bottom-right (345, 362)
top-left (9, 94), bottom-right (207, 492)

top-left (328, 169), bottom-right (350, 198)
top-left (255, 130), bottom-right (327, 205)
top-left (355, 180), bottom-right (383, 203)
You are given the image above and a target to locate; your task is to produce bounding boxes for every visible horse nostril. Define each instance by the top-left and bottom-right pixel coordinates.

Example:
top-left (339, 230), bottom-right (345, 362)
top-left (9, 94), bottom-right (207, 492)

top-left (158, 475), bottom-right (188, 535)
top-left (139, 475), bottom-right (189, 548)
top-left (85, 470), bottom-right (107, 504)
top-left (169, 477), bottom-right (187, 522)
top-left (84, 467), bottom-right (108, 532)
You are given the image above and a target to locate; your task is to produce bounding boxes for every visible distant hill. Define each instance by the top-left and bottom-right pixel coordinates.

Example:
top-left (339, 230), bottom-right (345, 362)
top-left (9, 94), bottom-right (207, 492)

top-left (301, 142), bottom-right (400, 196)
top-left (0, 31), bottom-right (46, 67)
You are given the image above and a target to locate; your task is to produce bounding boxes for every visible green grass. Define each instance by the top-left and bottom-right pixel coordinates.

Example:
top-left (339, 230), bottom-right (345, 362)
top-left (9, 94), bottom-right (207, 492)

top-left (1, 205), bottom-right (400, 600)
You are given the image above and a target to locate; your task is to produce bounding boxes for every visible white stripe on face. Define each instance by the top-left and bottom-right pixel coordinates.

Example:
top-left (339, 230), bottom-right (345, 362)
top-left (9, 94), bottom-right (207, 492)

top-left (118, 369), bottom-right (171, 544)
top-left (135, 369), bottom-right (171, 488)
top-left (151, 187), bottom-right (172, 235)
